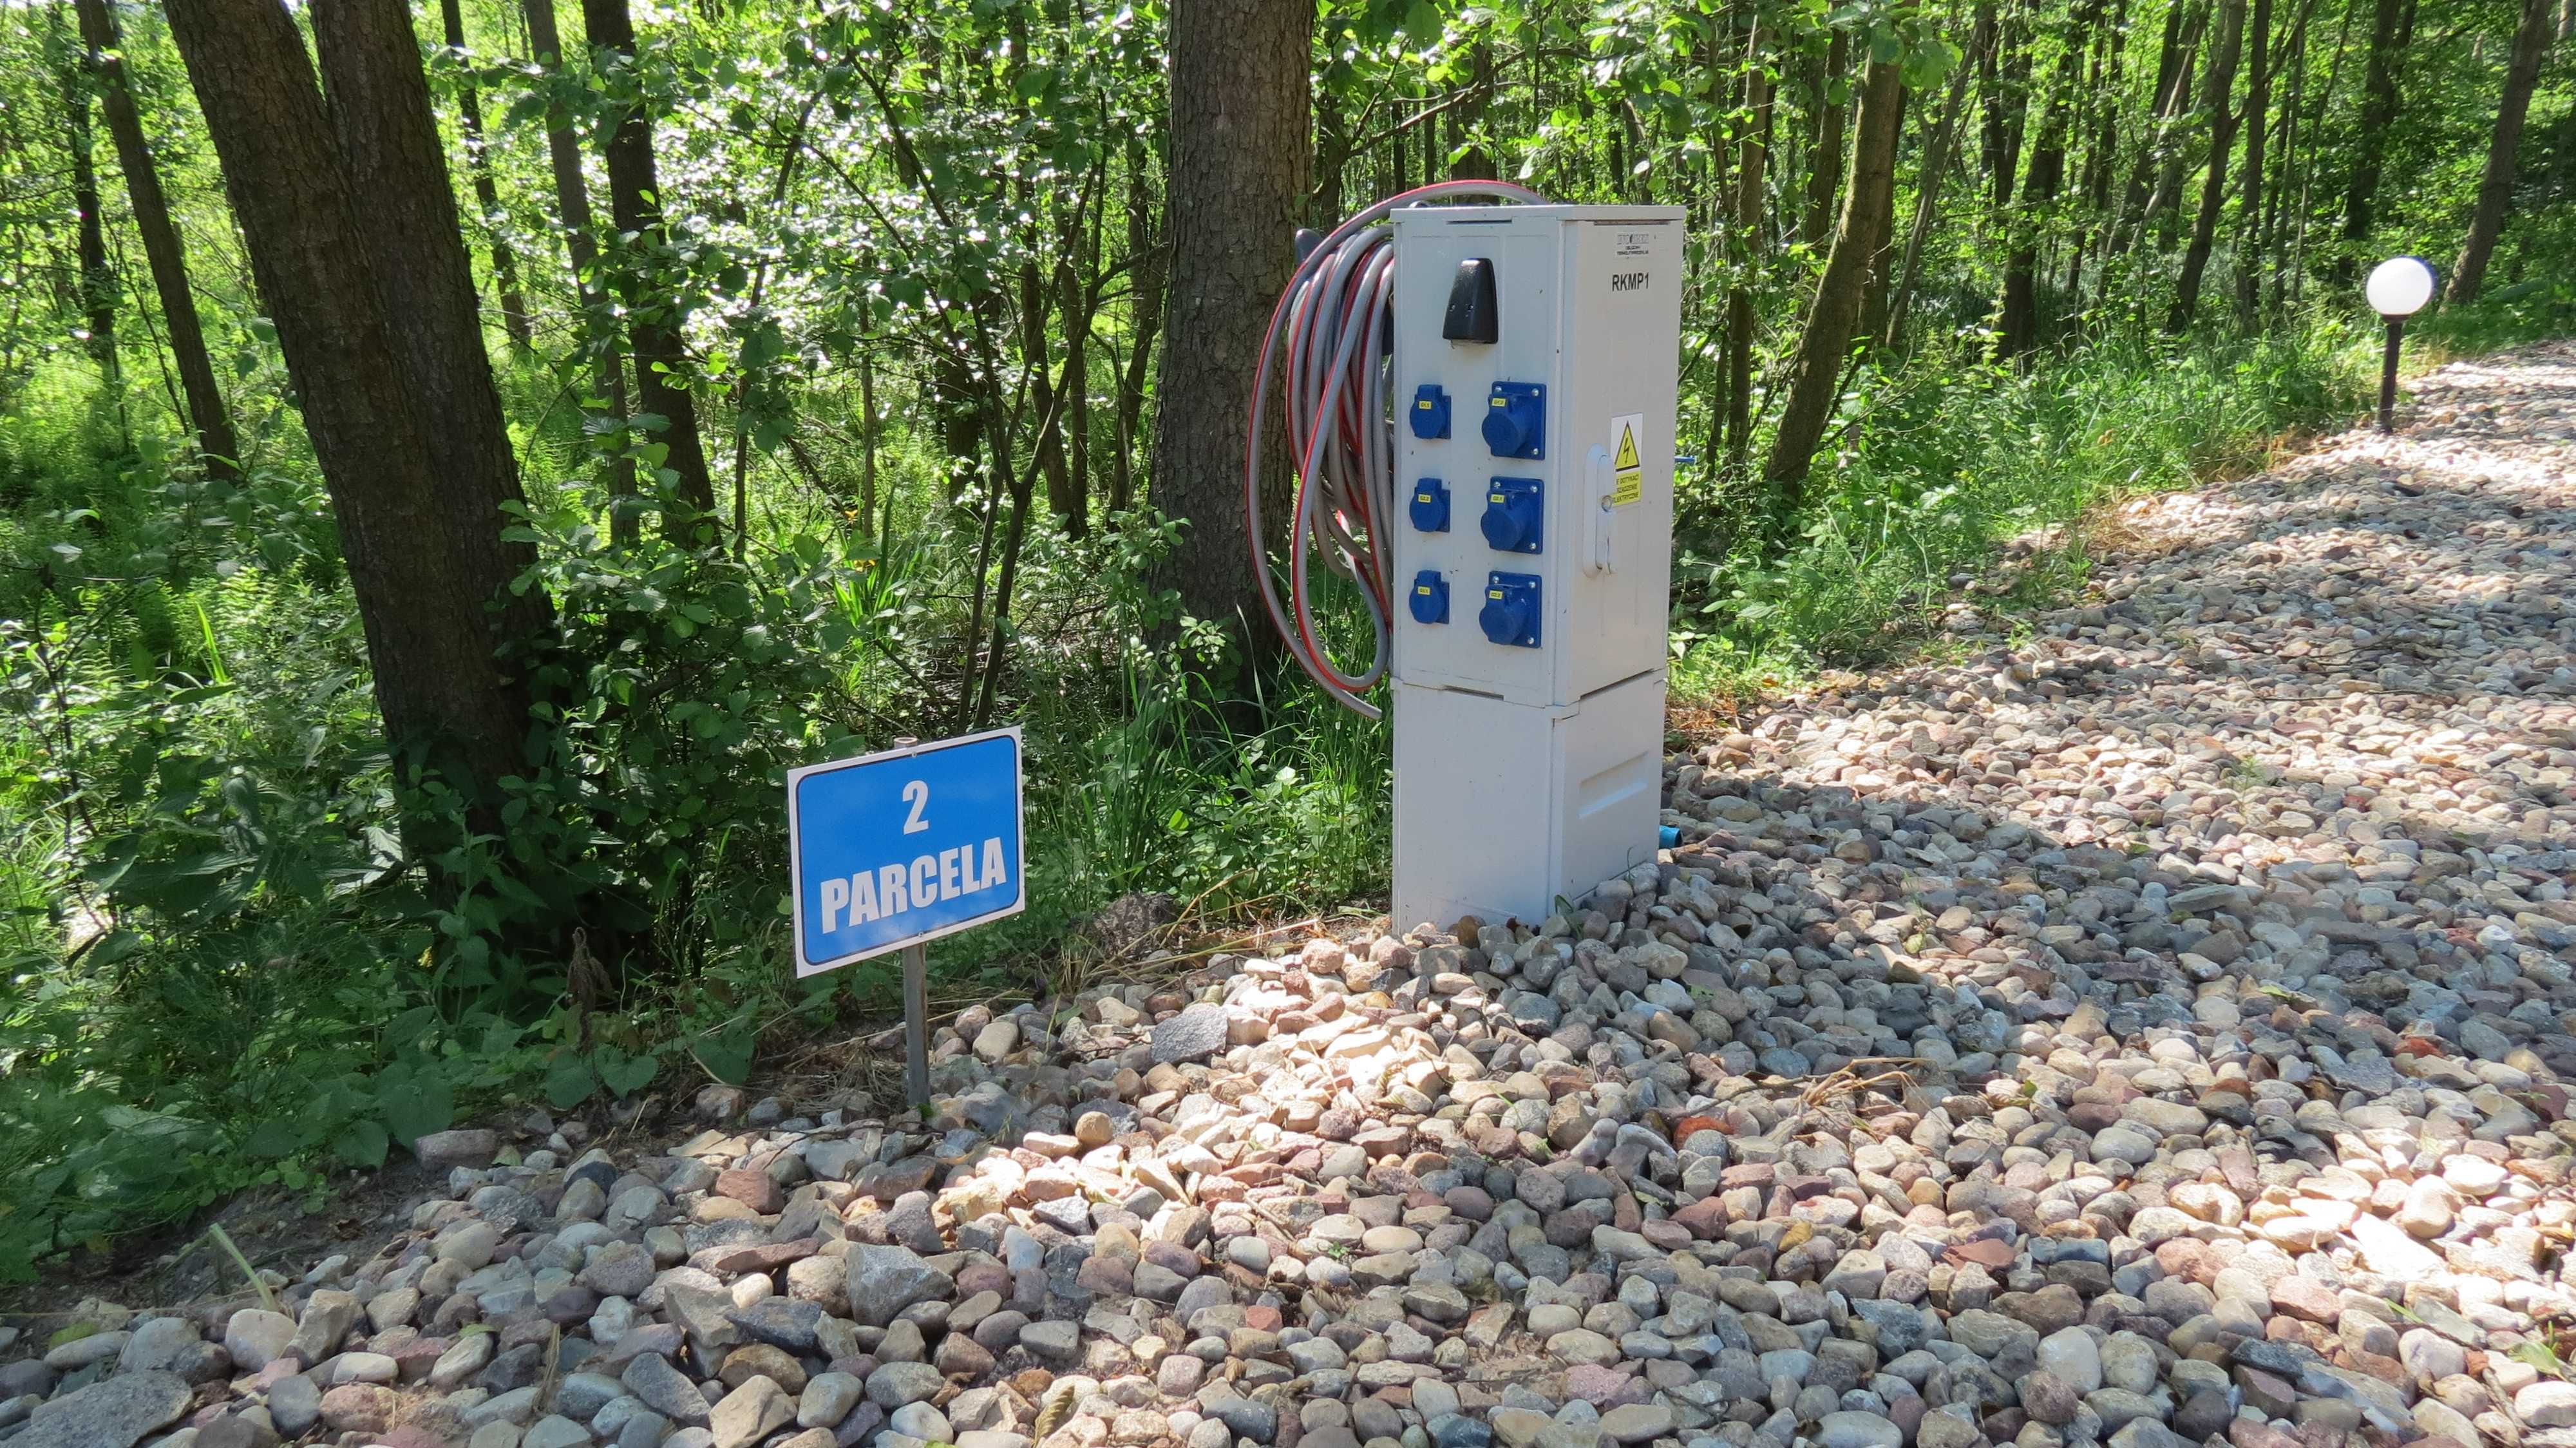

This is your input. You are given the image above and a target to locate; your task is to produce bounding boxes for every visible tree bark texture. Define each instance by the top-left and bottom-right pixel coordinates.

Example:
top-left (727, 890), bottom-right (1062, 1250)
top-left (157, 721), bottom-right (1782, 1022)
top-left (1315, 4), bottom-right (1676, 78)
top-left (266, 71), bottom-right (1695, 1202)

top-left (2448, 0), bottom-right (2554, 302)
top-left (1803, 32), bottom-right (1850, 249)
top-left (2232, 0), bottom-right (2273, 326)
top-left (57, 10), bottom-right (115, 377)
top-left (1886, 50), bottom-right (1973, 350)
top-left (583, 0), bottom-right (718, 529)
top-left (161, 0), bottom-right (531, 804)
top-left (1112, 136), bottom-right (1163, 516)
top-left (2122, 0), bottom-right (2189, 224)
top-left (2167, 0), bottom-right (2244, 330)
top-left (1148, 0), bottom-right (1311, 658)
top-left (73, 0), bottom-right (238, 475)
top-left (2338, 0), bottom-right (2415, 258)
top-left (1985, 3), bottom-right (2031, 207)
top-left (1998, 0), bottom-right (2088, 361)
top-left (439, 0), bottom-right (533, 350)
top-left (2074, 0), bottom-right (2127, 243)
top-left (1725, 20), bottom-right (1774, 470)
top-left (522, 0), bottom-right (640, 542)
top-left (2119, 0), bottom-right (2203, 256)
top-left (1762, 59), bottom-right (1904, 512)
top-left (1855, 84), bottom-right (1908, 350)
top-left (309, 0), bottom-right (548, 658)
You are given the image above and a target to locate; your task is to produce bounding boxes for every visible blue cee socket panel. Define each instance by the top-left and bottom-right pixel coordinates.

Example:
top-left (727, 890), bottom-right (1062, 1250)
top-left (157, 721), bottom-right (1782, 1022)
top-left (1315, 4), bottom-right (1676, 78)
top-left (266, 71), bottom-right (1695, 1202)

top-left (1479, 572), bottom-right (1541, 648)
top-left (1408, 570), bottom-right (1449, 625)
top-left (1409, 478), bottom-right (1450, 532)
top-left (1409, 385), bottom-right (1452, 440)
top-left (1481, 381), bottom-right (1545, 459)
top-left (1480, 477), bottom-right (1543, 554)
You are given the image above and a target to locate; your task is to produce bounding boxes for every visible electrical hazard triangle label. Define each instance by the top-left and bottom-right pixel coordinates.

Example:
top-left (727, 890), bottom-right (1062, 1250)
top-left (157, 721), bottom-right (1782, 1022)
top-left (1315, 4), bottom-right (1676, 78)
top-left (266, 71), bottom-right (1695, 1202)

top-left (1608, 413), bottom-right (1643, 506)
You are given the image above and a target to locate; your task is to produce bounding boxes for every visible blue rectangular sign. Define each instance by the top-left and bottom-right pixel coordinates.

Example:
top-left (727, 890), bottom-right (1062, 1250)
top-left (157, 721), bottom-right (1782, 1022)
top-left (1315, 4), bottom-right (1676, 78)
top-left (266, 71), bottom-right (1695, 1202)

top-left (786, 727), bottom-right (1025, 976)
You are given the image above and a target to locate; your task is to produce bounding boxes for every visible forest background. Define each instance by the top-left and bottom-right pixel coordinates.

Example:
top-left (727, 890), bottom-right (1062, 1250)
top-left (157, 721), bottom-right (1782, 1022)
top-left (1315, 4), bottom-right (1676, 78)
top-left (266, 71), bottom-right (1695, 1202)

top-left (0, 0), bottom-right (2566, 1279)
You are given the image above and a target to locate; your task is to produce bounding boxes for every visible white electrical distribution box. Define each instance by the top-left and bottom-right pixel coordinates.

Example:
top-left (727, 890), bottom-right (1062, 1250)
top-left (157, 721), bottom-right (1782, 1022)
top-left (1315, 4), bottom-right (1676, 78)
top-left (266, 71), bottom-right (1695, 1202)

top-left (1387, 204), bottom-right (1684, 933)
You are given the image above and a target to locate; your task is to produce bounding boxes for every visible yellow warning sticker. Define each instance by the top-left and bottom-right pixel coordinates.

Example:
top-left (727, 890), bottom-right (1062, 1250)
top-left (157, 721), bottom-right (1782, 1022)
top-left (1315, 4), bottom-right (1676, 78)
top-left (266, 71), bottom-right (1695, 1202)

top-left (1609, 413), bottom-right (1644, 506)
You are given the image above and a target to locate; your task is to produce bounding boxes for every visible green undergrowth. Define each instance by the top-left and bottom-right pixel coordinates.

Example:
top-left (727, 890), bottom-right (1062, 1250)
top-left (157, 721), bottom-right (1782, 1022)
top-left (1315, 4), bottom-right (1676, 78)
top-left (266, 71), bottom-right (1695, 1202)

top-left (0, 363), bottom-right (1387, 1281)
top-left (3, 299), bottom-right (2559, 1282)
top-left (1667, 313), bottom-right (2380, 701)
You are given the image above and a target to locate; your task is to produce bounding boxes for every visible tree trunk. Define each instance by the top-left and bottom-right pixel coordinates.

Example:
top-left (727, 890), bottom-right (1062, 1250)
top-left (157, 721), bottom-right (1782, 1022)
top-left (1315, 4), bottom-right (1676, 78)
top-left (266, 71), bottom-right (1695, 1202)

top-left (521, 0), bottom-right (639, 543)
top-left (2068, 0), bottom-right (2128, 294)
top-left (1998, 0), bottom-right (2090, 361)
top-left (1059, 188), bottom-right (1095, 535)
top-left (1448, 43), bottom-right (1499, 180)
top-left (2448, 0), bottom-right (2555, 302)
top-left (2119, 0), bottom-right (2193, 233)
top-left (1725, 18), bottom-right (1774, 470)
top-left (2144, 0), bottom-right (2210, 250)
top-left (57, 6), bottom-right (115, 378)
top-left (1803, 32), bottom-right (1850, 248)
top-left (1148, 0), bottom-right (1311, 660)
top-left (2232, 0), bottom-right (2273, 326)
top-left (2167, 0), bottom-right (2244, 330)
top-left (1312, 88), bottom-right (1349, 227)
top-left (1762, 59), bottom-right (1904, 519)
top-left (2263, 0), bottom-right (2311, 312)
top-left (162, 0), bottom-right (533, 813)
top-left (1886, 47), bottom-right (1973, 350)
top-left (439, 0), bottom-right (532, 350)
top-left (1984, 3), bottom-right (2031, 207)
top-left (1018, 220), bottom-right (1070, 535)
top-left (1973, 0), bottom-right (2005, 200)
top-left (1856, 84), bottom-right (1909, 349)
top-left (583, 0), bottom-right (717, 531)
top-left (308, 0), bottom-right (548, 660)
top-left (857, 347), bottom-right (880, 530)
top-left (1112, 136), bottom-right (1162, 516)
top-left (72, 0), bottom-right (238, 474)
top-left (2337, 0), bottom-right (2415, 263)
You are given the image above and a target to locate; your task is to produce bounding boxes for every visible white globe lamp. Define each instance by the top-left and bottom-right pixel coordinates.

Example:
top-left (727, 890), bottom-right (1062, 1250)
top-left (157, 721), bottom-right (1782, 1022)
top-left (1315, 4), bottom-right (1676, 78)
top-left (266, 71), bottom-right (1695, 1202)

top-left (2366, 256), bottom-right (2438, 318)
top-left (2365, 256), bottom-right (2438, 432)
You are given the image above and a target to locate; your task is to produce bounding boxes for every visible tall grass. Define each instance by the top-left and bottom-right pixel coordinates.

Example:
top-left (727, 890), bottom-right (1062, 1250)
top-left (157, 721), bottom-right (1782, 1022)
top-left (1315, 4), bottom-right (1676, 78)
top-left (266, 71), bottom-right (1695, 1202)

top-left (0, 296), bottom-right (2531, 1281)
top-left (1670, 313), bottom-right (2377, 696)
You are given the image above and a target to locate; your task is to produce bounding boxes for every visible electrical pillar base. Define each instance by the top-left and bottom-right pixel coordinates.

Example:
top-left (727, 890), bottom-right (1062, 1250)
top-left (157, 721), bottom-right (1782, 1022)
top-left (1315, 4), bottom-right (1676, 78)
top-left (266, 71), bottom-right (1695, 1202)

top-left (1390, 672), bottom-right (1663, 933)
top-left (1386, 203), bottom-right (1685, 931)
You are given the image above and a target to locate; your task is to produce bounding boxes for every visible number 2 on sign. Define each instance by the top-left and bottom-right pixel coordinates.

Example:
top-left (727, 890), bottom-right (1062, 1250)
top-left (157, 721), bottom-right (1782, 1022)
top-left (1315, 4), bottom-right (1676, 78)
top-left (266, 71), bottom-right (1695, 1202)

top-left (902, 780), bottom-right (929, 833)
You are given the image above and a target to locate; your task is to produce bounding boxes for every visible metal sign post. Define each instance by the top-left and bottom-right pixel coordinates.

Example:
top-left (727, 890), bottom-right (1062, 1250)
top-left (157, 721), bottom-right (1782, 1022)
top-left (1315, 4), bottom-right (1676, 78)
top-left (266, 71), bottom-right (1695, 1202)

top-left (786, 728), bottom-right (1026, 1109)
top-left (2379, 318), bottom-right (2405, 433)
top-left (901, 942), bottom-right (929, 1109)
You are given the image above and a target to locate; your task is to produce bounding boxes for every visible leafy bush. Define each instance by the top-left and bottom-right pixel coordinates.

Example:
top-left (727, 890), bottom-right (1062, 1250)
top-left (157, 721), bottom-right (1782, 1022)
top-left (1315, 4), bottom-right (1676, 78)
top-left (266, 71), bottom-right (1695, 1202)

top-left (0, 393), bottom-right (1393, 1276)
top-left (1670, 314), bottom-right (2376, 694)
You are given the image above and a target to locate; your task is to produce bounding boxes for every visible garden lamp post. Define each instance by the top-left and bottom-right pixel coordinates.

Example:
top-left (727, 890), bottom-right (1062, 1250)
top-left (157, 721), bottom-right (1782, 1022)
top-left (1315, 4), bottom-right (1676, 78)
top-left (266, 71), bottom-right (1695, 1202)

top-left (2366, 256), bottom-right (2438, 432)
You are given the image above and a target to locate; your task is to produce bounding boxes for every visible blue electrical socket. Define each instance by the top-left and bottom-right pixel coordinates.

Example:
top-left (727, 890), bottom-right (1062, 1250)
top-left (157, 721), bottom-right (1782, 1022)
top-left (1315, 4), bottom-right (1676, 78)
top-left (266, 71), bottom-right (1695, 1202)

top-left (1481, 381), bottom-right (1545, 459)
top-left (1409, 385), bottom-right (1452, 440)
top-left (1481, 477), bottom-right (1543, 553)
top-left (1408, 570), bottom-right (1448, 625)
top-left (1408, 478), bottom-right (1450, 532)
top-left (1480, 571), bottom-right (1540, 648)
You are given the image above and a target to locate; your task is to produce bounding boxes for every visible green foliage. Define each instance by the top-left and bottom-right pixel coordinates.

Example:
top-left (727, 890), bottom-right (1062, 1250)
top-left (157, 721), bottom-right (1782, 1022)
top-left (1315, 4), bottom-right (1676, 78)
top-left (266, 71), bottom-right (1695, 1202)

top-left (1671, 312), bottom-right (2375, 693)
top-left (3, 0), bottom-right (2571, 1286)
top-left (0, 374), bottom-right (1384, 1277)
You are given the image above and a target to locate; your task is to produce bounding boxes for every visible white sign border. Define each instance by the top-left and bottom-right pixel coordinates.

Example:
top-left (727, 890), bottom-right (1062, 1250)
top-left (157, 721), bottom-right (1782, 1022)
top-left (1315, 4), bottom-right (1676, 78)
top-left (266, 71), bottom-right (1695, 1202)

top-left (785, 725), bottom-right (1028, 976)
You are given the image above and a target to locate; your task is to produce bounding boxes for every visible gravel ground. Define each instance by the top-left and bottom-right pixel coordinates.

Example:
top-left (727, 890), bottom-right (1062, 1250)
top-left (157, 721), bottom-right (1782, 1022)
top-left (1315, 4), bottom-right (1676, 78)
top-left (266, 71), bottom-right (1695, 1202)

top-left (2, 346), bottom-right (2571, 1448)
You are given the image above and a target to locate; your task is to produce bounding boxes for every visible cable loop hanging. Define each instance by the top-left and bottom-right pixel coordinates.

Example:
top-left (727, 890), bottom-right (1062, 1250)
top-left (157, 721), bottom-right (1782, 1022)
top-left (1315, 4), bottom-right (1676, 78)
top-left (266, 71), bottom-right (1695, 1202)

top-left (1242, 180), bottom-right (1549, 718)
